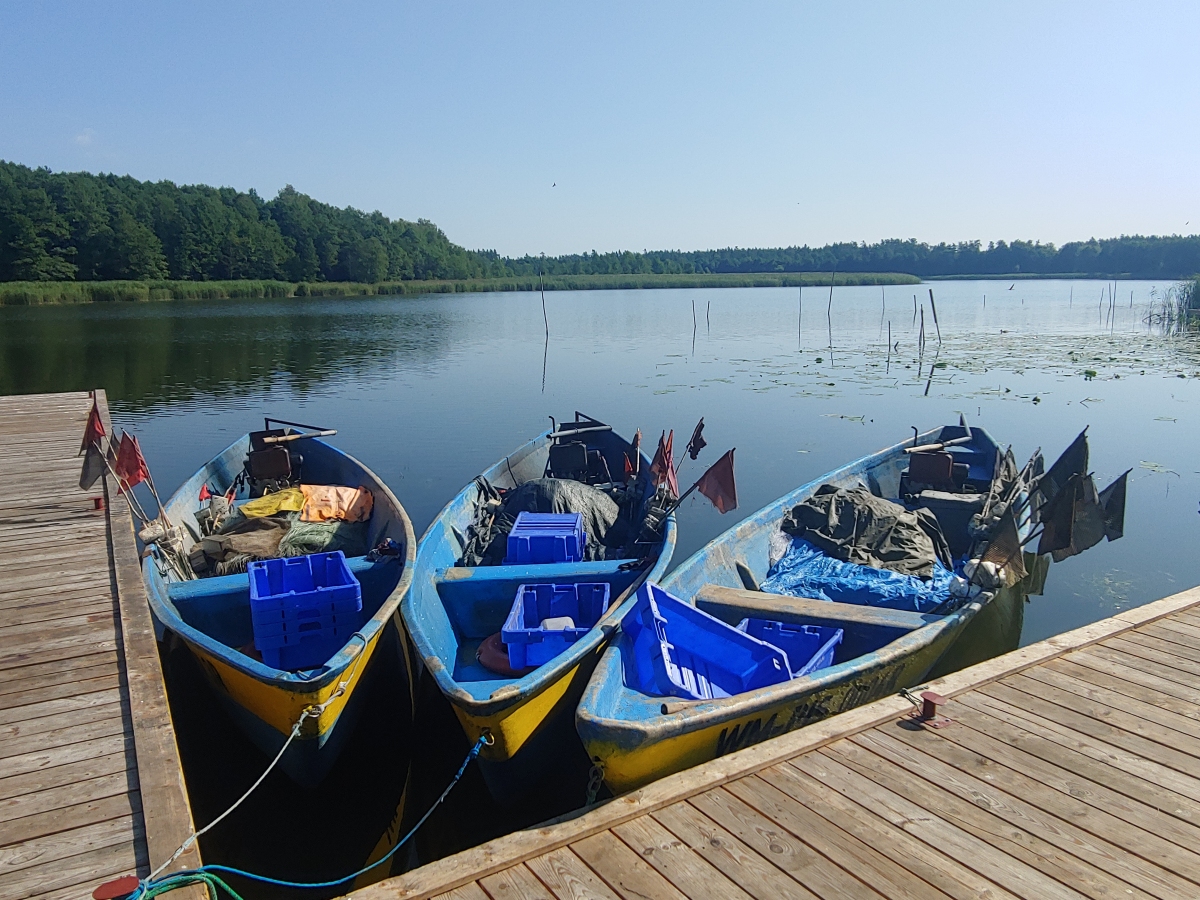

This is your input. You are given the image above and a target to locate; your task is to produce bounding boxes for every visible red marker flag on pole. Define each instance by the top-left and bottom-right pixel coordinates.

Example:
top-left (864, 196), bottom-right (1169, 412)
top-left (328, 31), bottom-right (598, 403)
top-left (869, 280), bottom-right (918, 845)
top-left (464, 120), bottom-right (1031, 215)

top-left (199, 484), bottom-right (213, 502)
top-left (650, 430), bottom-right (679, 497)
top-left (113, 433), bottom-right (150, 493)
top-left (696, 448), bottom-right (738, 514)
top-left (78, 401), bottom-right (109, 490)
top-left (79, 401), bottom-right (106, 457)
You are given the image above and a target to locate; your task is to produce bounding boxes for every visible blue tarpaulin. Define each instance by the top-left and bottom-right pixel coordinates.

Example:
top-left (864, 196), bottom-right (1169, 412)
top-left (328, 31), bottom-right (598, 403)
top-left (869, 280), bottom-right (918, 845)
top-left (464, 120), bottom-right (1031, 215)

top-left (760, 537), bottom-right (955, 613)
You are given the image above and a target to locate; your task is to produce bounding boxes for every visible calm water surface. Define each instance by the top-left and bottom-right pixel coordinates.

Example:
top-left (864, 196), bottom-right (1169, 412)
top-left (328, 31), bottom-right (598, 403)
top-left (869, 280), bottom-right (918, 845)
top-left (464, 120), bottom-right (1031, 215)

top-left (3, 279), bottom-right (1197, 886)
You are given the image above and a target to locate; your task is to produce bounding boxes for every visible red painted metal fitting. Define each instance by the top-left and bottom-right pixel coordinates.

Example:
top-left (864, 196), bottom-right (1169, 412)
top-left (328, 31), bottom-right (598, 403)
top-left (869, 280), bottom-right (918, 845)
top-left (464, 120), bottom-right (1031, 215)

top-left (93, 875), bottom-right (139, 900)
top-left (93, 496), bottom-right (106, 511)
top-left (919, 691), bottom-right (947, 719)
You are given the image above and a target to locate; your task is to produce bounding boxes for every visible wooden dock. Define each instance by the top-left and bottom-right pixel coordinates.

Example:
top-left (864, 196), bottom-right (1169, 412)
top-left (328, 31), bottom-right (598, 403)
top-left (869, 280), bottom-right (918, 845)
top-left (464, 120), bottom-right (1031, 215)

top-left (0, 391), bottom-right (198, 900)
top-left (353, 586), bottom-right (1200, 900)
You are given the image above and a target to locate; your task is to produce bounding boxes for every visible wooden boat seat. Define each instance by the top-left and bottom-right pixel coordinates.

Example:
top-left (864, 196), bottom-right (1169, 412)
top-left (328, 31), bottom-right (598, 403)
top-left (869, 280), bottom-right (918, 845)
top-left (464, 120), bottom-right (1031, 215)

top-left (694, 584), bottom-right (943, 633)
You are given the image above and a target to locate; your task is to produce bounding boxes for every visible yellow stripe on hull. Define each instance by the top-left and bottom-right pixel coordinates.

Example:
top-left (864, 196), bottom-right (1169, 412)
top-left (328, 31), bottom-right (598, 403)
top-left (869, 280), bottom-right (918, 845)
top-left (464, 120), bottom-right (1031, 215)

top-left (588, 636), bottom-right (947, 795)
top-left (451, 644), bottom-right (602, 761)
top-left (189, 628), bottom-right (382, 740)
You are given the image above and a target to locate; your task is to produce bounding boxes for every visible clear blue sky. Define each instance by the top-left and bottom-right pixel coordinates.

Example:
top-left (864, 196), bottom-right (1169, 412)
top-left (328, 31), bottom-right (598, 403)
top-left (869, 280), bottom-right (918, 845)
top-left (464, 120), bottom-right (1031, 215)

top-left (1, 2), bottom-right (1196, 257)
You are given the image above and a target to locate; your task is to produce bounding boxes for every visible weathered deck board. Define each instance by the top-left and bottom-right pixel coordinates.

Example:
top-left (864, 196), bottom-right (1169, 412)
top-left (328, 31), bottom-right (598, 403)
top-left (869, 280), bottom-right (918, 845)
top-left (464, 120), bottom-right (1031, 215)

top-left (349, 585), bottom-right (1200, 900)
top-left (0, 391), bottom-right (199, 900)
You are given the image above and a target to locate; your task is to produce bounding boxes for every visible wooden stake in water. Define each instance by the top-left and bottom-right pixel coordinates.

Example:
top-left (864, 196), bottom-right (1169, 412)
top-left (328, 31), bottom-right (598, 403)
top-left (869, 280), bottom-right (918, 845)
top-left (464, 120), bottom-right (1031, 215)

top-left (928, 288), bottom-right (942, 343)
top-left (797, 286), bottom-right (802, 349)
top-left (880, 286), bottom-right (886, 338)
top-left (886, 321), bottom-right (892, 374)
top-left (913, 294), bottom-right (918, 326)
top-left (826, 271), bottom-right (836, 351)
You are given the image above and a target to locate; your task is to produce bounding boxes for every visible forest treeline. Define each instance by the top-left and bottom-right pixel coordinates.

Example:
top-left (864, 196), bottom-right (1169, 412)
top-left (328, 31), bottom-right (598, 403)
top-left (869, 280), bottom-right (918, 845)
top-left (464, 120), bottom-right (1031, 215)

top-left (3, 160), bottom-right (1199, 283)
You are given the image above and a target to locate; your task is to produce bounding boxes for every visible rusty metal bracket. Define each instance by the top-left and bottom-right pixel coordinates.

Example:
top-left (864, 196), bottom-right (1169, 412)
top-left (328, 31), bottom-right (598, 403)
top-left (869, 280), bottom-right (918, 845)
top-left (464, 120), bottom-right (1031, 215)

top-left (906, 690), bottom-right (952, 728)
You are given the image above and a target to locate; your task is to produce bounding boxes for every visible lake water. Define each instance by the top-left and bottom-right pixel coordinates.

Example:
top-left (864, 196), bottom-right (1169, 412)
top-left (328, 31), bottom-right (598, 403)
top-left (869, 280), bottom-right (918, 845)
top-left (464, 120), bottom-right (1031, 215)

top-left (3, 279), bottom-right (1197, 887)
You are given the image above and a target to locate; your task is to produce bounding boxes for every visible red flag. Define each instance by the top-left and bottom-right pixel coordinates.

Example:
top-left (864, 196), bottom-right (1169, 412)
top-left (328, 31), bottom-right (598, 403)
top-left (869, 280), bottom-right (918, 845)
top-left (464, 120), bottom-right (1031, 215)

top-left (78, 401), bottom-right (106, 456)
top-left (650, 430), bottom-right (679, 496)
top-left (696, 448), bottom-right (738, 514)
top-left (114, 433), bottom-right (149, 493)
top-left (199, 484), bottom-right (213, 502)
top-left (623, 453), bottom-right (634, 483)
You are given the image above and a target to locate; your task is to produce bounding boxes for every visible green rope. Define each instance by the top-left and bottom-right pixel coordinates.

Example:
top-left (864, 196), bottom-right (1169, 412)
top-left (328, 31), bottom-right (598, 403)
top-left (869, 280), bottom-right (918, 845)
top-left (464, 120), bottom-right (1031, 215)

top-left (143, 872), bottom-right (245, 900)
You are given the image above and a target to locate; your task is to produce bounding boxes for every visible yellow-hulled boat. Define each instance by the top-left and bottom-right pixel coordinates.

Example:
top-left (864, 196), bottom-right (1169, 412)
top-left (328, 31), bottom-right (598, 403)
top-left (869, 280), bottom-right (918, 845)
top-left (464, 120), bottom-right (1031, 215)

top-left (402, 413), bottom-right (676, 804)
top-left (142, 421), bottom-right (416, 784)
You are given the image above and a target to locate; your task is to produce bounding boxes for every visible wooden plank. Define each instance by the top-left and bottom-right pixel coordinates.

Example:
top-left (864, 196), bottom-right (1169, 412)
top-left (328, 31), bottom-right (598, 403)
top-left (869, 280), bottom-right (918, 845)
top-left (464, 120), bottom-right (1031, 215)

top-left (0, 737), bottom-right (132, 789)
top-left (0, 814), bottom-right (138, 878)
top-left (1106, 636), bottom-right (1200, 680)
top-left (981, 680), bottom-right (1200, 779)
top-left (1078, 641), bottom-right (1200, 690)
top-left (726, 773), bottom-right (933, 900)
top-left (431, 885), bottom-right (492, 900)
top-left (104, 478), bottom-right (201, 877)
top-left (1020, 665), bottom-right (1200, 743)
top-left (1064, 648), bottom-right (1200, 709)
top-left (0, 791), bottom-right (141, 850)
top-left (431, 885), bottom-right (491, 900)
top-left (687, 786), bottom-right (878, 900)
top-left (0, 700), bottom-right (124, 749)
top-left (0, 659), bottom-right (118, 698)
top-left (946, 686), bottom-right (1200, 824)
top-left (571, 831), bottom-right (689, 900)
top-left (883, 705), bottom-right (1200, 859)
top-left (1119, 629), bottom-right (1200, 667)
top-left (0, 839), bottom-right (142, 900)
top-left (749, 757), bottom-right (1019, 900)
top-left (611, 814), bottom-right (756, 900)
top-left (0, 769), bottom-right (137, 828)
top-left (0, 687), bottom-right (123, 724)
top-left (0, 674), bottom-right (120, 714)
top-left (800, 748), bottom-right (1092, 900)
top-left (1050, 656), bottom-right (1200, 724)
top-left (652, 801), bottom-right (822, 900)
top-left (955, 688), bottom-right (1200, 807)
top-left (695, 584), bottom-right (934, 632)
top-left (524, 847), bottom-right (622, 900)
top-left (849, 728), bottom-right (1198, 898)
top-left (478, 862), bottom-right (556, 899)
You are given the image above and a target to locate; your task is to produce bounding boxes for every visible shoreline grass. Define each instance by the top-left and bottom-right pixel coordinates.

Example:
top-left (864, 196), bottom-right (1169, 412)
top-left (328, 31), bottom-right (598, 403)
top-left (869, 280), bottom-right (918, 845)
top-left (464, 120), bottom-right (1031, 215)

top-left (0, 272), bottom-right (921, 306)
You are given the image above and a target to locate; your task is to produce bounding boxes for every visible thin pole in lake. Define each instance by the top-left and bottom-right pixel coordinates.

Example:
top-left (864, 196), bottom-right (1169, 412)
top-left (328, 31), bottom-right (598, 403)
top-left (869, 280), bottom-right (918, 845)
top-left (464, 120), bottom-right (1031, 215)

top-left (879, 286), bottom-right (886, 338)
top-left (912, 294), bottom-right (918, 326)
top-left (826, 270), bottom-right (836, 352)
top-left (928, 288), bottom-right (942, 343)
top-left (797, 286), bottom-right (803, 349)
top-left (706, 300), bottom-right (711, 331)
top-left (538, 254), bottom-right (549, 339)
top-left (886, 321), bottom-right (892, 375)
top-left (983, 293), bottom-right (986, 308)
top-left (1069, 285), bottom-right (1073, 307)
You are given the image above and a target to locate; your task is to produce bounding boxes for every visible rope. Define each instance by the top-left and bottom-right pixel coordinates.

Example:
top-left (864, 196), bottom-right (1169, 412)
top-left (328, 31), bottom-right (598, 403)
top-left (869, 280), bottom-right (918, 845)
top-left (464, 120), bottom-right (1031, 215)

top-left (145, 633), bottom-right (370, 883)
top-left (130, 731), bottom-right (490, 898)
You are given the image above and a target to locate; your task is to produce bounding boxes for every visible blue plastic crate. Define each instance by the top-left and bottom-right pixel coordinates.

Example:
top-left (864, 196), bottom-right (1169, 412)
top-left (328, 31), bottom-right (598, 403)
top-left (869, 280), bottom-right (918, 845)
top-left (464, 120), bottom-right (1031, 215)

top-left (622, 584), bottom-right (791, 700)
top-left (248, 551), bottom-right (362, 670)
top-left (737, 619), bottom-right (842, 677)
top-left (501, 582), bottom-right (610, 669)
top-left (503, 512), bottom-right (586, 565)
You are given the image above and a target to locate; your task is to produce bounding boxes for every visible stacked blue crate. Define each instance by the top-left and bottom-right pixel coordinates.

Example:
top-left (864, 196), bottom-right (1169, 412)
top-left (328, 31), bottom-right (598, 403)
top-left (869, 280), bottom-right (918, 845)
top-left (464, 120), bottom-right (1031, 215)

top-left (248, 551), bottom-right (363, 671)
top-left (503, 512), bottom-right (586, 565)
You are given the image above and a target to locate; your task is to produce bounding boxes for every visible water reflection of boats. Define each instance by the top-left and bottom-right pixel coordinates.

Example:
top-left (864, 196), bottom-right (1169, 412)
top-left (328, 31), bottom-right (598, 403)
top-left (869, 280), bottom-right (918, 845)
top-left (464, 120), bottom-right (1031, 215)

top-left (403, 413), bottom-right (677, 804)
top-left (142, 422), bottom-right (417, 785)
top-left (577, 421), bottom-right (1049, 794)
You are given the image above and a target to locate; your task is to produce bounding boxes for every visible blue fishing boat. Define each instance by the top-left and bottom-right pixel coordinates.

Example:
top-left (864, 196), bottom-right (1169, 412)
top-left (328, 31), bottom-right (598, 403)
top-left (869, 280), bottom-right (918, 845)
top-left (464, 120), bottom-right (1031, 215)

top-left (142, 420), bottom-right (417, 785)
top-left (403, 413), bottom-right (677, 803)
top-left (577, 422), bottom-right (1040, 794)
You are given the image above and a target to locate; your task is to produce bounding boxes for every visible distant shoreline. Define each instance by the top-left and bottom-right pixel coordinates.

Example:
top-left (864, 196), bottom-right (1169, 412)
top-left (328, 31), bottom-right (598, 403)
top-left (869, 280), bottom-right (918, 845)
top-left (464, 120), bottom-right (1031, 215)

top-left (0, 272), bottom-right (921, 305)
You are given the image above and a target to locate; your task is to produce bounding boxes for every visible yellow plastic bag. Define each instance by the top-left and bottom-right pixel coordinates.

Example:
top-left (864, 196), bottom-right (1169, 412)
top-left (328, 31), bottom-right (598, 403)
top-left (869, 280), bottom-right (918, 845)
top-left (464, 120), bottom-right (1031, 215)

top-left (237, 487), bottom-right (305, 518)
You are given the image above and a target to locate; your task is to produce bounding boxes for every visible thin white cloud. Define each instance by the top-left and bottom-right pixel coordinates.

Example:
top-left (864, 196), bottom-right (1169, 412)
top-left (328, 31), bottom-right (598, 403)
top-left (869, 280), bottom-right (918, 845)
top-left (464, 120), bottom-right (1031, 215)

top-left (74, 128), bottom-right (95, 146)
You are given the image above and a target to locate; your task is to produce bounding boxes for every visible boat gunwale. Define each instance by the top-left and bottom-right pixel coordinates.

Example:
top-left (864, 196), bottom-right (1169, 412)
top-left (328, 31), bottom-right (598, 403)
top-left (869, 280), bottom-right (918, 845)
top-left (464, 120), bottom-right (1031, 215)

top-left (142, 435), bottom-right (417, 692)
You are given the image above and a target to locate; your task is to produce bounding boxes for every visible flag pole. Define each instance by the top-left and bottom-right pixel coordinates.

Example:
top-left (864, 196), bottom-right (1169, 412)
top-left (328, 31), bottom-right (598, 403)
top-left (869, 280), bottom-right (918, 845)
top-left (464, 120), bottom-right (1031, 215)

top-left (96, 443), bottom-right (153, 525)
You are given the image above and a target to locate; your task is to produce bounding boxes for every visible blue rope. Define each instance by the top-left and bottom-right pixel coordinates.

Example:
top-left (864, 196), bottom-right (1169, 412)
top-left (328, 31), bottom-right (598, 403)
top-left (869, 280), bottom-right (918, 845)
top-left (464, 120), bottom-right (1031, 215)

top-left (133, 733), bottom-right (488, 898)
